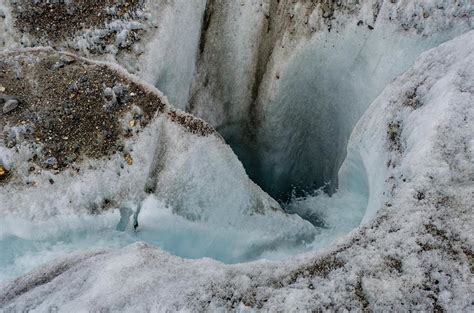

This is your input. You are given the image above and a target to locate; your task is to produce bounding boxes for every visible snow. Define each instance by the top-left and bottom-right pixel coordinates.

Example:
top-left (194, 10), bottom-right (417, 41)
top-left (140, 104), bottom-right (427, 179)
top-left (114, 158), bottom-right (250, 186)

top-left (1, 26), bottom-right (472, 312)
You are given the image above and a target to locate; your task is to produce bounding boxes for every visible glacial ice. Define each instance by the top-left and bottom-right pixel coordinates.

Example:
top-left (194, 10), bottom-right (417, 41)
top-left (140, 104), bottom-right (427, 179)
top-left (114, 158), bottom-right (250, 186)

top-left (0, 49), bottom-right (316, 283)
top-left (0, 0), bottom-right (473, 311)
top-left (1, 29), bottom-right (473, 311)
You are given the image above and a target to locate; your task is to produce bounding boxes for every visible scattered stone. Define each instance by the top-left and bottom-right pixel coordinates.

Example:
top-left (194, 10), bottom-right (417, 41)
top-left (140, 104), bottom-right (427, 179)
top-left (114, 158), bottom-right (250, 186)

top-left (0, 165), bottom-right (9, 182)
top-left (64, 154), bottom-right (78, 165)
top-left (416, 191), bottom-right (426, 201)
top-left (68, 82), bottom-right (78, 92)
top-left (124, 153), bottom-right (133, 165)
top-left (59, 55), bottom-right (76, 65)
top-left (10, 0), bottom-right (144, 44)
top-left (113, 84), bottom-right (123, 95)
top-left (3, 99), bottom-right (19, 114)
top-left (5, 131), bottom-right (17, 148)
top-left (0, 50), bottom-right (209, 172)
top-left (52, 62), bottom-right (65, 70)
top-left (103, 87), bottom-right (115, 99)
top-left (44, 157), bottom-right (58, 168)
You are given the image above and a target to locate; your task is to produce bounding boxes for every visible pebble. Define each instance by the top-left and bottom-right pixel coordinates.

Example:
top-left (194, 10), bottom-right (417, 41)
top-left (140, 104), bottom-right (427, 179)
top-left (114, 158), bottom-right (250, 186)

top-left (59, 55), bottom-right (76, 65)
top-left (3, 99), bottom-right (19, 114)
top-left (0, 165), bottom-right (6, 178)
top-left (44, 157), bottom-right (58, 168)
top-left (52, 62), bottom-right (65, 70)
top-left (103, 87), bottom-right (115, 98)
top-left (68, 82), bottom-right (78, 92)
top-left (64, 154), bottom-right (78, 165)
top-left (53, 55), bottom-right (76, 70)
top-left (6, 131), bottom-right (17, 148)
top-left (113, 84), bottom-right (125, 97)
top-left (103, 87), bottom-right (117, 108)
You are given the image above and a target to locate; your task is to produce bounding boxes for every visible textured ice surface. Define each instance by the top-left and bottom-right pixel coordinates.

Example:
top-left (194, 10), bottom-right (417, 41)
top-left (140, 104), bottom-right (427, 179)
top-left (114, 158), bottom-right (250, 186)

top-left (0, 49), bottom-right (316, 282)
top-left (0, 1), bottom-right (473, 311)
top-left (1, 30), bottom-right (473, 311)
top-left (1, 0), bottom-right (471, 198)
top-left (186, 0), bottom-right (474, 199)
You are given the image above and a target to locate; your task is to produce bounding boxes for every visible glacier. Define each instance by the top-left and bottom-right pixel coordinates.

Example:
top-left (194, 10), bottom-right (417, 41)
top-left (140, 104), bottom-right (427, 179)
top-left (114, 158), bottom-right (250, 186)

top-left (0, 0), bottom-right (473, 311)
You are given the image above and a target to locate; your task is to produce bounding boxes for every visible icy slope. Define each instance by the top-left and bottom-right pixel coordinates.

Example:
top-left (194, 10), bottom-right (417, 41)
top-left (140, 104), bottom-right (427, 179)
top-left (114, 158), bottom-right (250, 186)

top-left (0, 49), bottom-right (316, 280)
top-left (1, 28), bottom-right (472, 313)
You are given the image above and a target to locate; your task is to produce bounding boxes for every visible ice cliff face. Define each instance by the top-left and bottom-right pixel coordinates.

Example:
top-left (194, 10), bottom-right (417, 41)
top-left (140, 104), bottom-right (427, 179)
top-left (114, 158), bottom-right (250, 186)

top-left (1, 29), bottom-right (473, 312)
top-left (187, 0), bottom-right (473, 199)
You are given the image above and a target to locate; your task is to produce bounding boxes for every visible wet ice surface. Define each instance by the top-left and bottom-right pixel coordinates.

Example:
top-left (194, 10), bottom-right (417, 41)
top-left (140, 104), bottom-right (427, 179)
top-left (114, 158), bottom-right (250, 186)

top-left (0, 189), bottom-right (367, 283)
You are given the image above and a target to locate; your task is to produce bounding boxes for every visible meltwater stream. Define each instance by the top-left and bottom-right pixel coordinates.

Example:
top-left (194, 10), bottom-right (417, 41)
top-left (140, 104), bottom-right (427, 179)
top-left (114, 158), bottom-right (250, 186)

top-left (0, 187), bottom-right (367, 283)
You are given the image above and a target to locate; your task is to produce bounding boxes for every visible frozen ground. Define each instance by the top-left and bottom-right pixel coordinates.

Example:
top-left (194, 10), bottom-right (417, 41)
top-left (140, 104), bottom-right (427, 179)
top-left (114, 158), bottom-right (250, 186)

top-left (0, 1), bottom-right (473, 312)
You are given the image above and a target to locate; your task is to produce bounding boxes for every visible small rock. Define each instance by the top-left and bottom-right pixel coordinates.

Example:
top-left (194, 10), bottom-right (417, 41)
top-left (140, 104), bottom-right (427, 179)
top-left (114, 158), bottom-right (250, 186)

top-left (0, 165), bottom-right (8, 181)
top-left (113, 84), bottom-right (125, 97)
top-left (103, 87), bottom-right (115, 99)
top-left (0, 165), bottom-right (6, 176)
top-left (44, 157), bottom-right (58, 168)
top-left (64, 154), bottom-right (78, 165)
top-left (3, 99), bottom-right (19, 114)
top-left (124, 153), bottom-right (133, 165)
top-left (103, 87), bottom-right (118, 108)
top-left (322, 11), bottom-right (332, 19)
top-left (78, 76), bottom-right (89, 84)
top-left (5, 131), bottom-right (17, 148)
top-left (68, 82), bottom-right (78, 92)
top-left (52, 62), bottom-right (65, 70)
top-left (131, 105), bottom-right (143, 119)
top-left (59, 55), bottom-right (76, 65)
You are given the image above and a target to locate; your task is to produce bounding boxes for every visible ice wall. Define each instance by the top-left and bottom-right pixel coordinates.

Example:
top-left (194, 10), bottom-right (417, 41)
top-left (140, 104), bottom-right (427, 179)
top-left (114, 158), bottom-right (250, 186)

top-left (186, 0), bottom-right (473, 200)
top-left (139, 0), bottom-right (207, 110)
